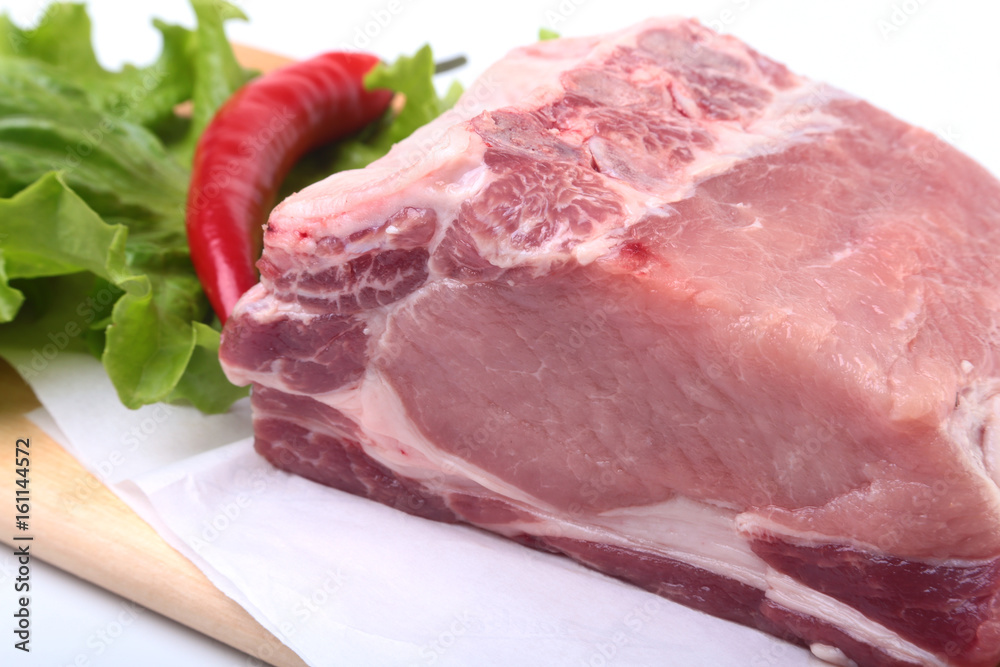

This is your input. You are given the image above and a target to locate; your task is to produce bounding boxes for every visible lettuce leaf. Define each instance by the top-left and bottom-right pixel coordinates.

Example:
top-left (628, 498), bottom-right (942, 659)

top-left (0, 1), bottom-right (250, 412)
top-left (174, 0), bottom-right (254, 163)
top-left (0, 4), bottom-right (194, 129)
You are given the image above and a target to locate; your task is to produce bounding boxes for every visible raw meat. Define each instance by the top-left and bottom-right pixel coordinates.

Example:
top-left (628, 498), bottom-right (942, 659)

top-left (219, 17), bottom-right (1000, 667)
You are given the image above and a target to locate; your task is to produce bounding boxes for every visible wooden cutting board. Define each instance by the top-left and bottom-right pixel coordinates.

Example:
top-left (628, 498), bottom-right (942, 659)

top-left (0, 45), bottom-right (308, 667)
top-left (0, 357), bottom-right (307, 667)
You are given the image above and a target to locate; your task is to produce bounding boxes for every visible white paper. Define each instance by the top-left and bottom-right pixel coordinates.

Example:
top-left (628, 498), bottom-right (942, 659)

top-left (7, 350), bottom-right (820, 666)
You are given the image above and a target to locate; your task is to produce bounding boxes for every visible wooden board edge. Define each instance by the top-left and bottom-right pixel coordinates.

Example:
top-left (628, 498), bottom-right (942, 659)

top-left (0, 359), bottom-right (307, 667)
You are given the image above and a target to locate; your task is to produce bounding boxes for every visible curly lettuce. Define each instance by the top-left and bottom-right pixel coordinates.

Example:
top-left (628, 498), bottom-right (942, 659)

top-left (0, 1), bottom-right (252, 412)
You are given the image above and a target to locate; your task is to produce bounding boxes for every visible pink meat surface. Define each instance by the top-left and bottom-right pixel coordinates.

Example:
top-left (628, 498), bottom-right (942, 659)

top-left (220, 17), bottom-right (1000, 667)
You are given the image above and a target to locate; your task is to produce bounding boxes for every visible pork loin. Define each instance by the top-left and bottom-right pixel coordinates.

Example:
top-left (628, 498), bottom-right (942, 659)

top-left (220, 17), bottom-right (1000, 667)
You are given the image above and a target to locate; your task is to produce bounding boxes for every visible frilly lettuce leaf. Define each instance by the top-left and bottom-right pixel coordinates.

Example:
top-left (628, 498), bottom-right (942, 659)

top-left (0, 1), bottom-right (251, 412)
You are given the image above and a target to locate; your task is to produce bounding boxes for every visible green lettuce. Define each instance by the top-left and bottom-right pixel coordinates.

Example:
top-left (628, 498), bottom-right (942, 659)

top-left (0, 1), bottom-right (251, 412)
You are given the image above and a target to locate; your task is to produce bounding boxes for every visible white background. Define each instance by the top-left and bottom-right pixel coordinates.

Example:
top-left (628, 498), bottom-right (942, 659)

top-left (18, 0), bottom-right (1000, 177)
top-left (0, 0), bottom-right (996, 665)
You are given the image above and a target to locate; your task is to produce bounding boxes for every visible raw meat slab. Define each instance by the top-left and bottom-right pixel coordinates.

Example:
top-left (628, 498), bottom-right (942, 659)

top-left (221, 17), bottom-right (1000, 667)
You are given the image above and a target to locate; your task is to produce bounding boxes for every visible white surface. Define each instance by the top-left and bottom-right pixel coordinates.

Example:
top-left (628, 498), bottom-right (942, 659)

top-left (8, 0), bottom-right (994, 175)
top-left (0, 1), bottom-right (997, 665)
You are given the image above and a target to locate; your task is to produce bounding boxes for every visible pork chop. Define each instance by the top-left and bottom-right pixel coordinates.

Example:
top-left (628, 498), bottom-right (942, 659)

top-left (220, 18), bottom-right (1000, 667)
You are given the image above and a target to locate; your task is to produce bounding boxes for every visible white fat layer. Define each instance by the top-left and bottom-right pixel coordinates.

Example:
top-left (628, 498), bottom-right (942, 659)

top-left (766, 572), bottom-right (946, 667)
top-left (589, 499), bottom-right (768, 588)
top-left (949, 379), bottom-right (1000, 491)
top-left (736, 511), bottom-right (999, 569)
top-left (504, 497), bottom-right (770, 590)
top-left (685, 80), bottom-right (848, 186)
top-left (330, 366), bottom-right (557, 509)
top-left (809, 644), bottom-right (856, 667)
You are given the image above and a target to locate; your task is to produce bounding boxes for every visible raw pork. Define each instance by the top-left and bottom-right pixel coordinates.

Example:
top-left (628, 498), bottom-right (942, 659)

top-left (220, 18), bottom-right (1000, 667)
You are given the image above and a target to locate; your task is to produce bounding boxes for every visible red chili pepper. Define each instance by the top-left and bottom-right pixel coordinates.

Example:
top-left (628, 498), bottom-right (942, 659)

top-left (186, 52), bottom-right (393, 323)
